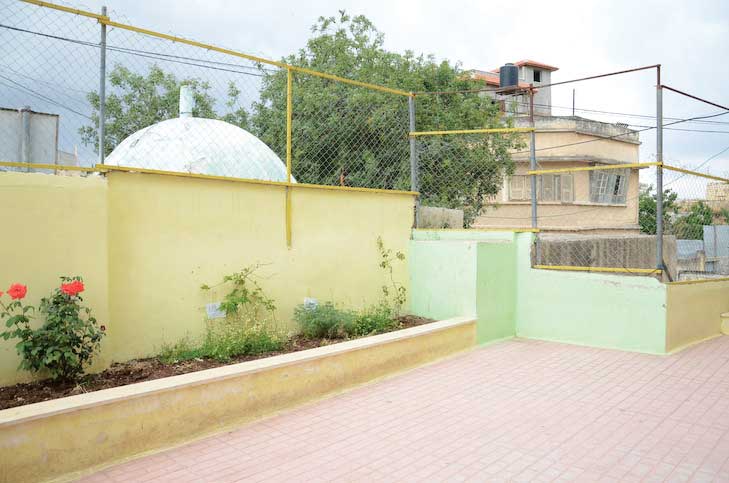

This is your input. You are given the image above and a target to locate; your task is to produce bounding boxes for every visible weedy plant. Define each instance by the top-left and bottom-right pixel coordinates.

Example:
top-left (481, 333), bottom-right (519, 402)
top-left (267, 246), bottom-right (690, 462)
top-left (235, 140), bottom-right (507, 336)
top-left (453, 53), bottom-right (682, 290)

top-left (294, 302), bottom-right (355, 339)
top-left (376, 236), bottom-right (407, 315)
top-left (295, 237), bottom-right (407, 340)
top-left (161, 265), bottom-right (284, 364)
top-left (0, 277), bottom-right (105, 382)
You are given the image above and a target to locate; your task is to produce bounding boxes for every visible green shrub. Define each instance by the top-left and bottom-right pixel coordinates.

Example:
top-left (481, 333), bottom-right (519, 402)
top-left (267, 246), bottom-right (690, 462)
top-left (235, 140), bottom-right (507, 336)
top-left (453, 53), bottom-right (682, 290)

top-left (348, 304), bottom-right (399, 337)
top-left (294, 302), bottom-right (355, 339)
top-left (0, 276), bottom-right (105, 382)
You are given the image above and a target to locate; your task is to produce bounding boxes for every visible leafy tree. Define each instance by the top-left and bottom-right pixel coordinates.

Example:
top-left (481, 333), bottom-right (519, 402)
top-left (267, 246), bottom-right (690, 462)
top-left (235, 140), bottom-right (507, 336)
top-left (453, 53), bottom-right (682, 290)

top-left (80, 64), bottom-right (249, 157)
top-left (673, 201), bottom-right (713, 240)
top-left (252, 11), bottom-right (522, 226)
top-left (639, 185), bottom-right (678, 234)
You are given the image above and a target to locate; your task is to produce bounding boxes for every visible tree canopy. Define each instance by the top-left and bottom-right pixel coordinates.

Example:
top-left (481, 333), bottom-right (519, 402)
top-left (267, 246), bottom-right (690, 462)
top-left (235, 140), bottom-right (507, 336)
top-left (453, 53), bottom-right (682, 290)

top-left (253, 11), bottom-right (521, 224)
top-left (80, 65), bottom-right (249, 157)
top-left (638, 185), bottom-right (678, 235)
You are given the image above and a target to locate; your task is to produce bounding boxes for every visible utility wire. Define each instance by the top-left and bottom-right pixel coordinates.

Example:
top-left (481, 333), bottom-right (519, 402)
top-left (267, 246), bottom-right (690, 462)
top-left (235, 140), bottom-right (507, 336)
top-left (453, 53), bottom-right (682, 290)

top-left (0, 24), bottom-right (277, 77)
top-left (512, 110), bottom-right (729, 156)
top-left (0, 75), bottom-right (92, 119)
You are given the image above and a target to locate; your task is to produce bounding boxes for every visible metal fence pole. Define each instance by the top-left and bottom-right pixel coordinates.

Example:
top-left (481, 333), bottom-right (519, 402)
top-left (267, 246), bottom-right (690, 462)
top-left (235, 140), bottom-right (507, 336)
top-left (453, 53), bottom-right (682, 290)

top-left (98, 6), bottom-right (107, 164)
top-left (529, 86), bottom-right (540, 261)
top-left (285, 68), bottom-right (293, 248)
top-left (656, 65), bottom-right (664, 273)
top-left (408, 94), bottom-right (420, 227)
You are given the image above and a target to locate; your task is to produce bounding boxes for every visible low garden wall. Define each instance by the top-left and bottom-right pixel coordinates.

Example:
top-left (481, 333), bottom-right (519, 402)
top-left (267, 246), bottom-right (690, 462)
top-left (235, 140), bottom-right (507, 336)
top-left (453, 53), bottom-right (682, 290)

top-left (665, 278), bottom-right (729, 352)
top-left (0, 171), bottom-right (416, 385)
top-left (410, 230), bottom-right (726, 355)
top-left (0, 317), bottom-right (476, 483)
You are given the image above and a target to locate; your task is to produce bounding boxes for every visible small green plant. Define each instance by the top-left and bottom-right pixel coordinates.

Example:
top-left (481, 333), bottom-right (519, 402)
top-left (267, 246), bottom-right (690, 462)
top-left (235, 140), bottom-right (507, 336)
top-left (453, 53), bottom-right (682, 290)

top-left (348, 303), bottom-right (400, 337)
top-left (376, 236), bottom-right (407, 314)
top-left (201, 264), bottom-right (276, 322)
top-left (294, 302), bottom-right (355, 339)
top-left (159, 323), bottom-right (284, 364)
top-left (160, 265), bottom-right (284, 364)
top-left (0, 277), bottom-right (105, 381)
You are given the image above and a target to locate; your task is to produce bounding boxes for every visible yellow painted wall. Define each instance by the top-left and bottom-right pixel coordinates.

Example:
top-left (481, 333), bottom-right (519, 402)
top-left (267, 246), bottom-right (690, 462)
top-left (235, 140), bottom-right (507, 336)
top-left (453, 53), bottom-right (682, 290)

top-left (106, 172), bottom-right (414, 362)
top-left (666, 280), bottom-right (729, 352)
top-left (0, 172), bottom-right (110, 386)
top-left (526, 130), bottom-right (640, 162)
top-left (0, 171), bottom-right (415, 384)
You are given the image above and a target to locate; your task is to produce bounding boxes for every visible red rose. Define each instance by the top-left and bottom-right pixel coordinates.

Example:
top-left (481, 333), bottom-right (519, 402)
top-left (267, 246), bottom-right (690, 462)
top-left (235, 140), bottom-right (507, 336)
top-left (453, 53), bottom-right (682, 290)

top-left (7, 283), bottom-right (27, 300)
top-left (0, 291), bottom-right (3, 297)
top-left (60, 280), bottom-right (85, 296)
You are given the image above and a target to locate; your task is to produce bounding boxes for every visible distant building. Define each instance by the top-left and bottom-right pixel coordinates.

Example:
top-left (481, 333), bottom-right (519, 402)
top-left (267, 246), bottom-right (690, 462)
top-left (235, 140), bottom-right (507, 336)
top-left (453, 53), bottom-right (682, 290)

top-left (470, 60), bottom-right (558, 116)
top-left (707, 182), bottom-right (729, 201)
top-left (468, 61), bottom-right (642, 234)
top-left (0, 106), bottom-right (79, 174)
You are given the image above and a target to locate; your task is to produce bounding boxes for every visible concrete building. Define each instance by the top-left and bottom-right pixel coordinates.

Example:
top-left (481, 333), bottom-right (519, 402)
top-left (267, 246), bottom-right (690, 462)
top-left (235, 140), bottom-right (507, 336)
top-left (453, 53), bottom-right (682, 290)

top-left (0, 106), bottom-right (79, 173)
top-left (469, 61), bottom-right (642, 234)
top-left (707, 182), bottom-right (729, 201)
top-left (471, 60), bottom-right (558, 116)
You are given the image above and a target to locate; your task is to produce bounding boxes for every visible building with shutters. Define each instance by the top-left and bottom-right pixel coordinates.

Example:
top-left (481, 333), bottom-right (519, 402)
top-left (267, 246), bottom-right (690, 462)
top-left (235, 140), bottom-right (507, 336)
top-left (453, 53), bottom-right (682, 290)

top-left (468, 61), bottom-right (642, 234)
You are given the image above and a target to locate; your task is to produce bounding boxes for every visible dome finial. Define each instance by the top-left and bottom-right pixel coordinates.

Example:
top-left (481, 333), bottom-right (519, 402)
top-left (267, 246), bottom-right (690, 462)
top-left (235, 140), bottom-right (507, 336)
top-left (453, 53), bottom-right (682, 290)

top-left (179, 85), bottom-right (194, 118)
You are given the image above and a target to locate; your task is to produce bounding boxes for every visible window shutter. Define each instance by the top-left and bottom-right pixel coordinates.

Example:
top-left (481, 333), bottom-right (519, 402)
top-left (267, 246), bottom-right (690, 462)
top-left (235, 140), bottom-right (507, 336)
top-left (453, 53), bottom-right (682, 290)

top-left (510, 176), bottom-right (524, 200)
top-left (541, 174), bottom-right (555, 201)
top-left (561, 174), bottom-right (573, 202)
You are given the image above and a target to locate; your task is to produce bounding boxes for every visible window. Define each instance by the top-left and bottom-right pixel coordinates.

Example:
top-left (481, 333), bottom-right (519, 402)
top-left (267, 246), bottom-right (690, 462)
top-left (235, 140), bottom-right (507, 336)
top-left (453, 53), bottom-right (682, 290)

top-left (590, 169), bottom-right (628, 204)
top-left (509, 175), bottom-right (532, 201)
top-left (533, 70), bottom-right (542, 83)
top-left (509, 174), bottom-right (573, 202)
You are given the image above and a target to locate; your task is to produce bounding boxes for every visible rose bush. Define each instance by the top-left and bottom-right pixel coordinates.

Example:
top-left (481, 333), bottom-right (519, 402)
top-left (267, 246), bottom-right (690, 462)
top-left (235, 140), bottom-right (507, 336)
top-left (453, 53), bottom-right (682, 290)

top-left (0, 276), bottom-right (105, 381)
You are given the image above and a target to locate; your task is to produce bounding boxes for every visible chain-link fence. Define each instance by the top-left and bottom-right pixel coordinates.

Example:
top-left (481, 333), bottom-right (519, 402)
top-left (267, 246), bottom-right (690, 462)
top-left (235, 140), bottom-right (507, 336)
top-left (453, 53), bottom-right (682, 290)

top-left (530, 163), bottom-right (664, 276)
top-left (0, 0), bottom-right (100, 174)
top-left (0, 0), bottom-right (412, 191)
top-left (662, 166), bottom-right (729, 281)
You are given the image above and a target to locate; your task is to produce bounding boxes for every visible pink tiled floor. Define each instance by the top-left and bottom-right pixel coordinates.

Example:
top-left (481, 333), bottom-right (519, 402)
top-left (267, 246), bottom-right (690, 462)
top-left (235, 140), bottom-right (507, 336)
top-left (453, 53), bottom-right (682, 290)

top-left (80, 336), bottom-right (729, 482)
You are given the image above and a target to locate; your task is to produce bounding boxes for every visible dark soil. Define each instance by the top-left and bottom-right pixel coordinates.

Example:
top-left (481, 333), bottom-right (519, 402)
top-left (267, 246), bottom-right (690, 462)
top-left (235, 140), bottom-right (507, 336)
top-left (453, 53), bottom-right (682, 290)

top-left (0, 315), bottom-right (434, 410)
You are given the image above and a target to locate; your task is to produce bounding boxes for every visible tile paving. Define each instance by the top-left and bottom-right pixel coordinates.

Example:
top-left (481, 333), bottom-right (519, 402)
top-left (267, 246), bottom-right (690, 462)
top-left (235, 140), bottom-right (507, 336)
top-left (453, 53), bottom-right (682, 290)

top-left (80, 336), bottom-right (729, 482)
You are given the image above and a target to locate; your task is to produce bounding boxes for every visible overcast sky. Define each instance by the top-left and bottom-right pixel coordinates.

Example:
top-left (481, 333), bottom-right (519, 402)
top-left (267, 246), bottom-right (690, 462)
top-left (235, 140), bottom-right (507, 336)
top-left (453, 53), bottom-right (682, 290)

top-left (3, 0), bottom-right (729, 193)
top-left (87, 0), bottom-right (729, 179)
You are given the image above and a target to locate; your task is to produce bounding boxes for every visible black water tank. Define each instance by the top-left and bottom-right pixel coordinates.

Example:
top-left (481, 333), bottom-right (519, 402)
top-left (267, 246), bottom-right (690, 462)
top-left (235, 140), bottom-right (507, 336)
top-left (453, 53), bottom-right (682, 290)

top-left (499, 63), bottom-right (519, 89)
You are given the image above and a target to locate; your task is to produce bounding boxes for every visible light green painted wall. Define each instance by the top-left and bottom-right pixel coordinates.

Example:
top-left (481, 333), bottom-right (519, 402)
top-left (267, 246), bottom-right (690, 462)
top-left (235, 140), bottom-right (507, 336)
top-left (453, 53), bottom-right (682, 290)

top-left (476, 242), bottom-right (517, 343)
top-left (409, 240), bottom-right (478, 321)
top-left (409, 230), bottom-right (668, 354)
top-left (513, 234), bottom-right (668, 354)
top-left (410, 230), bottom-right (518, 344)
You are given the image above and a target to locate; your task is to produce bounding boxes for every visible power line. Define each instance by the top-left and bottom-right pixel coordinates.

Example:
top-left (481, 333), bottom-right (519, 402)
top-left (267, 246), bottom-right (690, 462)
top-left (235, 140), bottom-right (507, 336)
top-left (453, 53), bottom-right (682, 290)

top-left (532, 102), bottom-right (729, 126)
top-left (511, 110), bottom-right (729, 156)
top-left (0, 24), bottom-right (277, 77)
top-left (0, 74), bottom-right (92, 119)
top-left (626, 124), bottom-right (729, 134)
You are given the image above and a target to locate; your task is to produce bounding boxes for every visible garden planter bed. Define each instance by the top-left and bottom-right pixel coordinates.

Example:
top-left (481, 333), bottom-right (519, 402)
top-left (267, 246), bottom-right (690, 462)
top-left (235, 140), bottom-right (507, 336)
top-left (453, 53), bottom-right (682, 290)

top-left (0, 315), bottom-right (433, 410)
top-left (0, 316), bottom-right (475, 483)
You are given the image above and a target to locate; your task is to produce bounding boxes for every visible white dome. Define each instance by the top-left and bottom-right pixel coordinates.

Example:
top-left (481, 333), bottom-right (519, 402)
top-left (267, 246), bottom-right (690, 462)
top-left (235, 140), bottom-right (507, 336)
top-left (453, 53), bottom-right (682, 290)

top-left (105, 117), bottom-right (294, 183)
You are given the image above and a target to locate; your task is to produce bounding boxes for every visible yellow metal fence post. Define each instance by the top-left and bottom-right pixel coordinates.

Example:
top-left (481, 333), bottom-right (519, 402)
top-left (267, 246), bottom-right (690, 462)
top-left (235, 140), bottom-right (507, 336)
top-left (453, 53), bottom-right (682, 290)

top-left (286, 68), bottom-right (293, 249)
